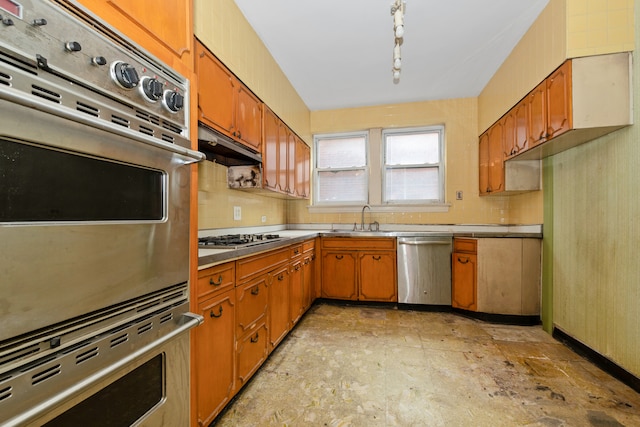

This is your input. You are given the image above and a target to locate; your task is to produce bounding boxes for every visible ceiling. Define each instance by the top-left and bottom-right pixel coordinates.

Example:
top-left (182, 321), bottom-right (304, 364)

top-left (233, 0), bottom-right (550, 111)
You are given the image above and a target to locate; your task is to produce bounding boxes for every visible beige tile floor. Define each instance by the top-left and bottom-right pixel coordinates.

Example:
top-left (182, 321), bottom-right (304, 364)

top-left (214, 303), bottom-right (640, 426)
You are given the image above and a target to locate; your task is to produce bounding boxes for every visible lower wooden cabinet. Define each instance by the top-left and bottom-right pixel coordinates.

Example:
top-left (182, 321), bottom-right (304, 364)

top-left (359, 252), bottom-right (397, 302)
top-left (194, 289), bottom-right (235, 427)
top-left (192, 239), bottom-right (320, 424)
top-left (452, 237), bottom-right (541, 315)
top-left (320, 238), bottom-right (397, 302)
top-left (452, 239), bottom-right (478, 310)
top-left (235, 322), bottom-right (268, 391)
top-left (268, 264), bottom-right (290, 350)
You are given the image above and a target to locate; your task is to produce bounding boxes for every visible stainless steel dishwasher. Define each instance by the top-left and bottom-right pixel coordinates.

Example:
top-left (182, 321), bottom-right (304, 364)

top-left (397, 235), bottom-right (453, 306)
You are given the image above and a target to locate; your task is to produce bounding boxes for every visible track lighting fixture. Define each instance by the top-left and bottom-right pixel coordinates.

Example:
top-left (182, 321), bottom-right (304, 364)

top-left (391, 0), bottom-right (406, 84)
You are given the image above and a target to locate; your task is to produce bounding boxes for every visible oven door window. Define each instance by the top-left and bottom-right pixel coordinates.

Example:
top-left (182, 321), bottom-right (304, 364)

top-left (43, 354), bottom-right (164, 427)
top-left (0, 138), bottom-right (164, 222)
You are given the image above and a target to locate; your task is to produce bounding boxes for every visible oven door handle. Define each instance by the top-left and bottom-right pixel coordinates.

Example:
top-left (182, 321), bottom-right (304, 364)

top-left (5, 312), bottom-right (203, 427)
top-left (2, 90), bottom-right (205, 164)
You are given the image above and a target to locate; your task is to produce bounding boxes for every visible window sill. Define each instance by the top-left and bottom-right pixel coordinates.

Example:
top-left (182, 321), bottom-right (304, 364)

top-left (307, 203), bottom-right (451, 214)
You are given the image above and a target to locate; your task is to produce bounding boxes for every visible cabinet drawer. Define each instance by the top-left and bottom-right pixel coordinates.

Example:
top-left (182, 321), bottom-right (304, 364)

top-left (453, 238), bottom-right (477, 253)
top-left (236, 276), bottom-right (268, 337)
top-left (197, 262), bottom-right (235, 300)
top-left (321, 237), bottom-right (395, 250)
top-left (302, 239), bottom-right (315, 253)
top-left (236, 322), bottom-right (268, 390)
top-left (289, 244), bottom-right (303, 258)
top-left (236, 247), bottom-right (289, 282)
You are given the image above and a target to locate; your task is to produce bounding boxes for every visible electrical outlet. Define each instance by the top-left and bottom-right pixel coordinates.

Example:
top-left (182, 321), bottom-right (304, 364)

top-left (456, 191), bottom-right (463, 200)
top-left (261, 215), bottom-right (267, 223)
top-left (233, 206), bottom-right (241, 221)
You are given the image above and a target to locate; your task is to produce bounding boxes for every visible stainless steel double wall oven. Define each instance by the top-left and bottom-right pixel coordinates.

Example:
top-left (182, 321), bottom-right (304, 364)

top-left (0, 1), bottom-right (203, 425)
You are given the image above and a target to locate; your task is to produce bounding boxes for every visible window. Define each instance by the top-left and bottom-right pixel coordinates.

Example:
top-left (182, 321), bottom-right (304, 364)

top-left (383, 126), bottom-right (444, 203)
top-left (312, 126), bottom-right (446, 208)
top-left (313, 132), bottom-right (368, 205)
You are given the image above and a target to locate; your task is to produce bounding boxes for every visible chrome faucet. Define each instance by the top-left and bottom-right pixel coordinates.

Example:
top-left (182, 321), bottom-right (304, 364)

top-left (361, 204), bottom-right (371, 231)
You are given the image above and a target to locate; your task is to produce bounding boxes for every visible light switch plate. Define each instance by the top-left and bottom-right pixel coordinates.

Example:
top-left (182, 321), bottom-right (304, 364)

top-left (233, 206), bottom-right (241, 221)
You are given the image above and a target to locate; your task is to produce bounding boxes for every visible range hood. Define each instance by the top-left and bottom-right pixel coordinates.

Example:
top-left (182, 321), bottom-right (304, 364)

top-left (198, 123), bottom-right (262, 166)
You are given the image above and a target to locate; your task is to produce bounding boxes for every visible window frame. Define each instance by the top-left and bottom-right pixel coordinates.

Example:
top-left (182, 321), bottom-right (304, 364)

top-left (313, 131), bottom-right (369, 206)
top-left (382, 126), bottom-right (445, 204)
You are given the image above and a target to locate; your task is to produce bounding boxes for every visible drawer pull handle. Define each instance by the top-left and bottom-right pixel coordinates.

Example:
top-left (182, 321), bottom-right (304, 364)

top-left (209, 275), bottom-right (223, 286)
top-left (335, 255), bottom-right (343, 260)
top-left (210, 306), bottom-right (223, 318)
top-left (372, 255), bottom-right (381, 261)
top-left (293, 249), bottom-right (300, 254)
top-left (277, 274), bottom-right (285, 281)
top-left (457, 257), bottom-right (469, 264)
top-left (251, 286), bottom-right (260, 295)
top-left (250, 332), bottom-right (259, 343)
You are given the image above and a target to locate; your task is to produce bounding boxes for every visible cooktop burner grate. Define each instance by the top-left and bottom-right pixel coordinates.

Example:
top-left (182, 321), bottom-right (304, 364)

top-left (198, 234), bottom-right (282, 248)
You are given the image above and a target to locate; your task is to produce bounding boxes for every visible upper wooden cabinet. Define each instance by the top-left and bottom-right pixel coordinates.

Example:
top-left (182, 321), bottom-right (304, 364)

top-left (195, 40), bottom-right (262, 153)
top-left (260, 106), bottom-right (310, 199)
top-left (75, 0), bottom-right (192, 71)
top-left (479, 52), bottom-right (632, 196)
top-left (262, 107), bottom-right (280, 192)
top-left (504, 99), bottom-right (529, 159)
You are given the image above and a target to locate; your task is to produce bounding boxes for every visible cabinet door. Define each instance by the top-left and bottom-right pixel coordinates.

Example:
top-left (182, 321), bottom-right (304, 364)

top-left (287, 131), bottom-right (297, 195)
top-left (236, 276), bottom-right (268, 337)
top-left (547, 61), bottom-right (572, 140)
top-left (488, 122), bottom-right (504, 194)
top-left (262, 107), bottom-right (280, 191)
top-left (528, 80), bottom-right (547, 147)
top-left (235, 85), bottom-right (262, 152)
top-left (302, 254), bottom-right (314, 310)
top-left (76, 0), bottom-right (192, 68)
top-left (236, 322), bottom-right (268, 391)
top-left (321, 251), bottom-right (357, 300)
top-left (289, 260), bottom-right (304, 325)
top-left (478, 131), bottom-right (490, 196)
top-left (513, 99), bottom-right (529, 155)
top-left (359, 252), bottom-right (397, 302)
top-left (268, 265), bottom-right (290, 350)
top-left (195, 290), bottom-right (235, 426)
top-left (277, 122), bottom-right (289, 193)
top-left (452, 252), bottom-right (477, 311)
top-left (195, 42), bottom-right (235, 135)
top-left (294, 138), bottom-right (311, 199)
top-left (502, 112), bottom-right (516, 159)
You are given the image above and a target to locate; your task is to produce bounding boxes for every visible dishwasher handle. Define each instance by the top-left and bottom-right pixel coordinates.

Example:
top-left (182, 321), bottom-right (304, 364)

top-left (398, 240), bottom-right (451, 246)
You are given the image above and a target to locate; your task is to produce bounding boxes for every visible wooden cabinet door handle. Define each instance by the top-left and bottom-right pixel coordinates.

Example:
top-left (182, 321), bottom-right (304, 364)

top-left (277, 274), bottom-right (285, 281)
top-left (251, 286), bottom-right (259, 295)
top-left (210, 306), bottom-right (223, 318)
top-left (335, 255), bottom-right (344, 260)
top-left (209, 275), bottom-right (223, 286)
top-left (372, 255), bottom-right (381, 261)
top-left (250, 332), bottom-right (259, 343)
top-left (457, 256), bottom-right (469, 264)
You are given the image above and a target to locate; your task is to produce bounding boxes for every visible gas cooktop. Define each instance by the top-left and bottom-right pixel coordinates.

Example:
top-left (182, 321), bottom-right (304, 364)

top-left (198, 234), bottom-right (283, 249)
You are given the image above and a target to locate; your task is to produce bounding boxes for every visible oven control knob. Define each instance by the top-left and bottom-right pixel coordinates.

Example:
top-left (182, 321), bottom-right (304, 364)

top-left (141, 76), bottom-right (164, 101)
top-left (32, 18), bottom-right (48, 26)
top-left (163, 90), bottom-right (184, 112)
top-left (92, 56), bottom-right (107, 66)
top-left (111, 61), bottom-right (139, 89)
top-left (65, 41), bottom-right (82, 52)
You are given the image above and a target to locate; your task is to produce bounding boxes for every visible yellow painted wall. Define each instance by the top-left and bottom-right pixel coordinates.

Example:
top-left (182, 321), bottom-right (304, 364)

top-left (290, 98), bottom-right (520, 226)
top-left (193, 0), bottom-right (310, 141)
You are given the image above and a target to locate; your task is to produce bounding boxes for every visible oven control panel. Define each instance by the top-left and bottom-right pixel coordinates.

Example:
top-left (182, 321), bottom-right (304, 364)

top-left (0, 0), bottom-right (188, 135)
